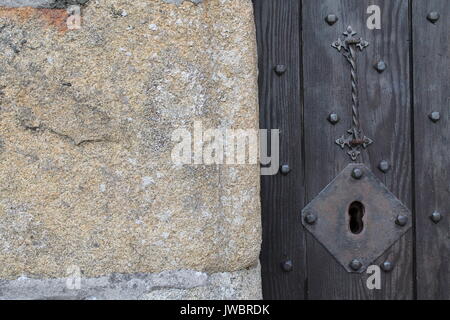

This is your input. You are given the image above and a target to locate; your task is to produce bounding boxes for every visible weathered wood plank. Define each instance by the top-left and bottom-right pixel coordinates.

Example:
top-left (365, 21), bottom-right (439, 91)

top-left (254, 0), bottom-right (306, 299)
top-left (302, 0), bottom-right (413, 299)
top-left (412, 0), bottom-right (450, 300)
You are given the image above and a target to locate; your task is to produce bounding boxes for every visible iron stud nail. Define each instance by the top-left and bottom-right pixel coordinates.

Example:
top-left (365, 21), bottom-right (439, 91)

top-left (429, 111), bottom-right (440, 123)
top-left (325, 14), bottom-right (338, 26)
top-left (351, 168), bottom-right (363, 180)
top-left (327, 113), bottom-right (339, 125)
top-left (381, 261), bottom-right (394, 272)
top-left (374, 60), bottom-right (387, 73)
top-left (395, 215), bottom-right (408, 227)
top-left (349, 259), bottom-right (362, 271)
top-left (274, 65), bottom-right (287, 76)
top-left (427, 12), bottom-right (440, 23)
top-left (280, 164), bottom-right (291, 175)
top-left (304, 212), bottom-right (317, 225)
top-left (430, 211), bottom-right (442, 224)
top-left (378, 160), bottom-right (390, 173)
top-left (281, 260), bottom-right (293, 272)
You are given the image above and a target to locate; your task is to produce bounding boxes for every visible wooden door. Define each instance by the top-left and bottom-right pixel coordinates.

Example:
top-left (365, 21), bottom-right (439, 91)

top-left (255, 0), bottom-right (449, 300)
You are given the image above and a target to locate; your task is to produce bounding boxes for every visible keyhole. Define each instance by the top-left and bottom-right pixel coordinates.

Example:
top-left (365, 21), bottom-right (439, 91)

top-left (348, 201), bottom-right (365, 234)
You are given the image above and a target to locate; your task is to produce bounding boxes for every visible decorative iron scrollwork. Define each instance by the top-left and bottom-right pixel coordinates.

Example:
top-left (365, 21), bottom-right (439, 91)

top-left (332, 26), bottom-right (373, 161)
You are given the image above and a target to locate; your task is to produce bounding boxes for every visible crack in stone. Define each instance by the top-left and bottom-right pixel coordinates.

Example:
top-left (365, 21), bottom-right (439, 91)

top-left (47, 128), bottom-right (114, 146)
top-left (18, 121), bottom-right (113, 146)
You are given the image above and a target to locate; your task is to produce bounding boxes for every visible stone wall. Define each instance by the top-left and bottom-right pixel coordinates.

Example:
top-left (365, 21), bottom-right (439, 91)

top-left (0, 0), bottom-right (261, 299)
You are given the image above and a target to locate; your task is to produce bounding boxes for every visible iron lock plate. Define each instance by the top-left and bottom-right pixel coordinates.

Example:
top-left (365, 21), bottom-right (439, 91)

top-left (301, 164), bottom-right (412, 273)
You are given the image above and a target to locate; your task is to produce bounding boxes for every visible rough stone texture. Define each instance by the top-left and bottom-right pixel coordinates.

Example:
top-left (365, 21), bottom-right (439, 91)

top-left (0, 0), bottom-right (260, 287)
top-left (0, 0), bottom-right (90, 8)
top-left (143, 264), bottom-right (261, 300)
top-left (162, 0), bottom-right (203, 6)
top-left (0, 1), bottom-right (49, 7)
top-left (0, 264), bottom-right (261, 300)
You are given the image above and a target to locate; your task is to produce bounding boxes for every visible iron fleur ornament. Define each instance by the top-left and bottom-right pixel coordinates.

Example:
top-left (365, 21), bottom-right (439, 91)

top-left (332, 26), bottom-right (373, 161)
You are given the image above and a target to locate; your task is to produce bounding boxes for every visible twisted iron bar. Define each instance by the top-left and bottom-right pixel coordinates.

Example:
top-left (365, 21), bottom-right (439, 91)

top-left (348, 45), bottom-right (359, 130)
top-left (332, 26), bottom-right (372, 161)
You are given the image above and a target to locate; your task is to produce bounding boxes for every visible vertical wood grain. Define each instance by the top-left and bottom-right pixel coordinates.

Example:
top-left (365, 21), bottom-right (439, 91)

top-left (256, 0), bottom-right (449, 300)
top-left (302, 0), bottom-right (413, 299)
top-left (254, 0), bottom-right (306, 299)
top-left (412, 0), bottom-right (450, 300)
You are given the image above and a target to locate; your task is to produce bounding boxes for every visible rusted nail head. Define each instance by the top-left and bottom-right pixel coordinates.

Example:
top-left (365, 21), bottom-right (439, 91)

top-left (381, 261), bottom-right (394, 272)
top-left (281, 260), bottom-right (293, 272)
top-left (395, 215), bottom-right (408, 227)
top-left (427, 12), bottom-right (440, 23)
top-left (378, 160), bottom-right (390, 173)
top-left (325, 14), bottom-right (338, 25)
top-left (429, 112), bottom-right (440, 123)
top-left (350, 259), bottom-right (362, 271)
top-left (374, 60), bottom-right (387, 73)
top-left (351, 168), bottom-right (363, 179)
top-left (327, 113), bottom-right (339, 125)
top-left (430, 212), bottom-right (442, 224)
top-left (274, 65), bottom-right (287, 76)
top-left (280, 164), bottom-right (291, 175)
top-left (304, 213), bottom-right (317, 225)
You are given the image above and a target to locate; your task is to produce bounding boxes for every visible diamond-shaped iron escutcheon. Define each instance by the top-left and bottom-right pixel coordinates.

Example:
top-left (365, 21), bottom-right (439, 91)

top-left (301, 164), bottom-right (412, 273)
